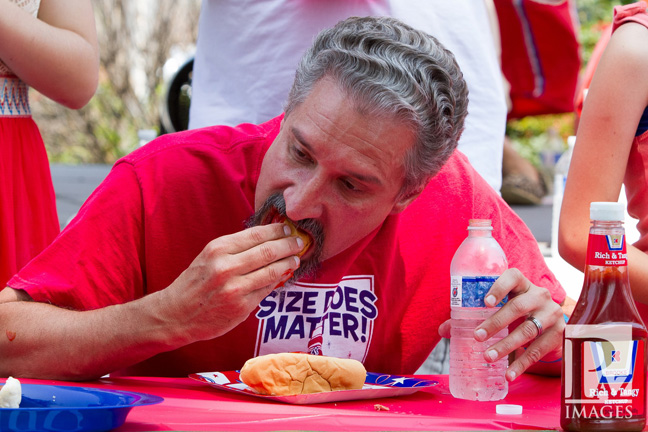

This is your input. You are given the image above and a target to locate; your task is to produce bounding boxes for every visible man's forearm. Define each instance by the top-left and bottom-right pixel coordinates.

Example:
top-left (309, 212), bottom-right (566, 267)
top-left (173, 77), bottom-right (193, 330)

top-left (0, 290), bottom-right (188, 380)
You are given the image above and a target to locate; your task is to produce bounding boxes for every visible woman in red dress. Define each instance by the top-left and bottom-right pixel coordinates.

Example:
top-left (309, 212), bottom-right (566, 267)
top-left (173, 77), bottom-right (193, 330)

top-left (0, 0), bottom-right (99, 286)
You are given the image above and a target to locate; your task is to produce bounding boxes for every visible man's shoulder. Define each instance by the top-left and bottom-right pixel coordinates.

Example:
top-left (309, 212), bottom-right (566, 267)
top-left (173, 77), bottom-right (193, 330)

top-left (406, 149), bottom-right (511, 223)
top-left (118, 117), bottom-right (282, 168)
top-left (426, 149), bottom-right (489, 192)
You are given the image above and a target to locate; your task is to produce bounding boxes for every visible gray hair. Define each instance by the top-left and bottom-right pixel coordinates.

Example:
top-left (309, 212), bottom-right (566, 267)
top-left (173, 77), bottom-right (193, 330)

top-left (284, 16), bottom-right (469, 198)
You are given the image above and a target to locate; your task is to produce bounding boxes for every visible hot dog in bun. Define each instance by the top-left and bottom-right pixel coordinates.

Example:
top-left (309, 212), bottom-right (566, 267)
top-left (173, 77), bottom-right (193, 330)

top-left (283, 218), bottom-right (312, 258)
top-left (239, 352), bottom-right (366, 396)
top-left (263, 208), bottom-right (312, 255)
top-left (267, 212), bottom-right (313, 288)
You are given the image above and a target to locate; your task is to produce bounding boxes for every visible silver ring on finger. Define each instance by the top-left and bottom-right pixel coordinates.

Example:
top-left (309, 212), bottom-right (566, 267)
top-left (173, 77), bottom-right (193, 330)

top-left (526, 315), bottom-right (543, 338)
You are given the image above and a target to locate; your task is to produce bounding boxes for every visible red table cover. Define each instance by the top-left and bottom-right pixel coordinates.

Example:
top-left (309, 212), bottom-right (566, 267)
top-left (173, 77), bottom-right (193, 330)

top-left (12, 374), bottom-right (580, 431)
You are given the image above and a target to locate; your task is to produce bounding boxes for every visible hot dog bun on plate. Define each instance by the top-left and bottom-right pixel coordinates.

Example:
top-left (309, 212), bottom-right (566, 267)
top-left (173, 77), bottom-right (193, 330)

top-left (239, 352), bottom-right (366, 396)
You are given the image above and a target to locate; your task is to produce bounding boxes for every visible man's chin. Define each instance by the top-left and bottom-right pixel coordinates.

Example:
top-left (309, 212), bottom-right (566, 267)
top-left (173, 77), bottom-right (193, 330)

top-left (293, 254), bottom-right (321, 282)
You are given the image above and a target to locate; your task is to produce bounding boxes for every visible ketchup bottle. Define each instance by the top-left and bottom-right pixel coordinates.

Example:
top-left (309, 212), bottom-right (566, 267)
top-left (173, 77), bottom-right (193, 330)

top-left (561, 202), bottom-right (647, 431)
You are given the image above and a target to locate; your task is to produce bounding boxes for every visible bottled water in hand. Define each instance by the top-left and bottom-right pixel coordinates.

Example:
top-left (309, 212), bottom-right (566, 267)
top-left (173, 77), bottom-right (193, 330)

top-left (449, 219), bottom-right (509, 401)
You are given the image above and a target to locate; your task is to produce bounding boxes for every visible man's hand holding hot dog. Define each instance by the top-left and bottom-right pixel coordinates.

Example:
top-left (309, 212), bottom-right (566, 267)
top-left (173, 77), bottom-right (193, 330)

top-left (156, 222), bottom-right (307, 342)
top-left (0, 222), bottom-right (305, 380)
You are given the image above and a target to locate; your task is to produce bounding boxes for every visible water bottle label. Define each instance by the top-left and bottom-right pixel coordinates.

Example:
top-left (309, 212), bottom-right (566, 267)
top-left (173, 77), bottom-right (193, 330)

top-left (450, 276), bottom-right (507, 307)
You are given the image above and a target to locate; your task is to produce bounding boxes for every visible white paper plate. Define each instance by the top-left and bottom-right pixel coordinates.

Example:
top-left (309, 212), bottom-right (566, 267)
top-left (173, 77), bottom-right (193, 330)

top-left (189, 370), bottom-right (436, 404)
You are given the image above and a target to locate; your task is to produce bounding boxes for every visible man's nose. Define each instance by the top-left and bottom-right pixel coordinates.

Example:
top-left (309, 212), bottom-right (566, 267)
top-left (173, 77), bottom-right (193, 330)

top-left (283, 174), bottom-right (325, 221)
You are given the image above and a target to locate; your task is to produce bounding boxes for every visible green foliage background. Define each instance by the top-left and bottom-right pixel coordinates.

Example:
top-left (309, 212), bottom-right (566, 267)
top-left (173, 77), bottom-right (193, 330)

top-left (31, 0), bottom-right (200, 165)
top-left (33, 1), bottom-right (636, 166)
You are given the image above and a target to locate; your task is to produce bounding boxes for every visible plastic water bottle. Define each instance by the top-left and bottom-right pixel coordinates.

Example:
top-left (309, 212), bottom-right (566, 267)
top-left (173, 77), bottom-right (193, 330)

top-left (541, 128), bottom-right (565, 174)
top-left (449, 219), bottom-right (509, 401)
top-left (551, 135), bottom-right (575, 258)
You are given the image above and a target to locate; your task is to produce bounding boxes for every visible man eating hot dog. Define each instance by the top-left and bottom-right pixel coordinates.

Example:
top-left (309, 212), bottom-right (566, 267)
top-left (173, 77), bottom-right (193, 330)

top-left (0, 16), bottom-right (567, 381)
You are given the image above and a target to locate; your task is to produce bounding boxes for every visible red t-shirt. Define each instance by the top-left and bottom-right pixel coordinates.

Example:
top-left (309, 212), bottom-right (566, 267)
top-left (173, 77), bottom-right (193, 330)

top-left (9, 116), bottom-right (565, 376)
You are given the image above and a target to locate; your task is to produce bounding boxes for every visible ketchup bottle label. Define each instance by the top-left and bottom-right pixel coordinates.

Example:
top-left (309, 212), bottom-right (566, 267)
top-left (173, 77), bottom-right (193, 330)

top-left (587, 233), bottom-right (627, 266)
top-left (450, 276), bottom-right (507, 307)
top-left (564, 325), bottom-right (645, 420)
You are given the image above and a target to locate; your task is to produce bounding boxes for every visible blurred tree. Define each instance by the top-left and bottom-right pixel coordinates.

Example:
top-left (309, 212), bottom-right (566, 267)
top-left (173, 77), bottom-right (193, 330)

top-left (31, 0), bottom-right (200, 164)
top-left (32, 0), bottom-right (636, 165)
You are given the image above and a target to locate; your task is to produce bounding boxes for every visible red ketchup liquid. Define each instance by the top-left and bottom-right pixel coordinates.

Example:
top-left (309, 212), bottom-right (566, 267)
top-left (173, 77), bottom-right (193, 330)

top-left (561, 227), bottom-right (647, 431)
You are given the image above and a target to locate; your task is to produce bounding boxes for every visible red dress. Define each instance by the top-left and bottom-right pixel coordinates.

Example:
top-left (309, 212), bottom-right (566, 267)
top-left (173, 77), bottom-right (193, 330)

top-left (0, 74), bottom-right (60, 286)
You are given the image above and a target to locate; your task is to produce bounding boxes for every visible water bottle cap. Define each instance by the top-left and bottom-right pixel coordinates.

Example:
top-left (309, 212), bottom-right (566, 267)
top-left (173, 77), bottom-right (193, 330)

top-left (496, 404), bottom-right (523, 415)
top-left (467, 219), bottom-right (493, 230)
top-left (590, 202), bottom-right (624, 221)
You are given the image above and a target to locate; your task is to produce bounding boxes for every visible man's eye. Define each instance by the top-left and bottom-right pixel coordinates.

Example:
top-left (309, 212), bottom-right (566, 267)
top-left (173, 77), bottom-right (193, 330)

top-left (341, 179), bottom-right (359, 192)
top-left (291, 146), bottom-right (311, 163)
top-left (295, 148), bottom-right (307, 159)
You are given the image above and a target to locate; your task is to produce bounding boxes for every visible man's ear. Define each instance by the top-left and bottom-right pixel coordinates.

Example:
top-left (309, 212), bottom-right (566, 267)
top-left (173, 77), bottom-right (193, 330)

top-left (390, 187), bottom-right (424, 214)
